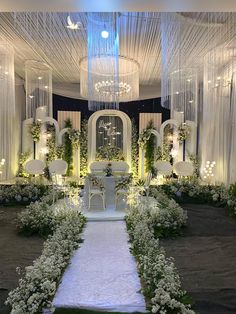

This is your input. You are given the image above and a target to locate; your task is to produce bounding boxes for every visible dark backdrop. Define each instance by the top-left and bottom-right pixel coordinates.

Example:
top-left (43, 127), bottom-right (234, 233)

top-left (53, 94), bottom-right (170, 128)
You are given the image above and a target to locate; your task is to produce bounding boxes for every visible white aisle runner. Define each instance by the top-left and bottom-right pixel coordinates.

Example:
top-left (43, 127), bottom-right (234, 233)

top-left (53, 221), bottom-right (146, 313)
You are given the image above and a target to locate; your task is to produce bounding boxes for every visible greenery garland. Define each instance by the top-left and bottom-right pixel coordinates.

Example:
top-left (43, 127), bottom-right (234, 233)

top-left (17, 151), bottom-right (31, 177)
top-left (144, 120), bottom-right (156, 172)
top-left (131, 118), bottom-right (139, 179)
top-left (178, 123), bottom-right (191, 142)
top-left (80, 119), bottom-right (88, 177)
top-left (63, 118), bottom-right (73, 176)
top-left (29, 121), bottom-right (41, 143)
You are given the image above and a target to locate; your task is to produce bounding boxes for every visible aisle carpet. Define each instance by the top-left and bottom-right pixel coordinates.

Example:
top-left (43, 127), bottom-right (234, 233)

top-left (53, 221), bottom-right (146, 313)
top-left (161, 204), bottom-right (236, 314)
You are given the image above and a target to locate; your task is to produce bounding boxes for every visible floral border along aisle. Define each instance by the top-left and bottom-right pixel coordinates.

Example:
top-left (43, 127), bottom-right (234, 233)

top-left (126, 187), bottom-right (195, 314)
top-left (6, 191), bottom-right (86, 314)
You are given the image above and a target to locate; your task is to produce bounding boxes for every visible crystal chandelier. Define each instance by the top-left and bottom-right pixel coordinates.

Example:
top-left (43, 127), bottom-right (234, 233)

top-left (80, 55), bottom-right (139, 105)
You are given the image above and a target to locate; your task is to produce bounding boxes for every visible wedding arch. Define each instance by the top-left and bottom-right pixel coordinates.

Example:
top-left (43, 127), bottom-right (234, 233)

top-left (87, 110), bottom-right (132, 171)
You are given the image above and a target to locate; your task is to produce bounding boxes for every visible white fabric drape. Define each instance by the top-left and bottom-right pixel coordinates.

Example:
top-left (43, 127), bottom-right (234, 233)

top-left (0, 42), bottom-right (18, 180)
top-left (201, 47), bottom-right (236, 184)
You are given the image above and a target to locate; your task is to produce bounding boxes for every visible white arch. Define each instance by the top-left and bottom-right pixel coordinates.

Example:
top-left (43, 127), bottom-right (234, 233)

top-left (160, 119), bottom-right (179, 146)
top-left (58, 128), bottom-right (70, 145)
top-left (150, 129), bottom-right (161, 147)
top-left (40, 117), bottom-right (60, 144)
top-left (87, 109), bottom-right (132, 171)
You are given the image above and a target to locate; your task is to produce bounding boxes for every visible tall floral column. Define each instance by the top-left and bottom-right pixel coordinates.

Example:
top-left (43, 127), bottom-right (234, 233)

top-left (0, 42), bottom-right (17, 180)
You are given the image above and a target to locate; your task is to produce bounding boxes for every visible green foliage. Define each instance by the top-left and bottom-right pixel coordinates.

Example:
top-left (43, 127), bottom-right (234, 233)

top-left (17, 151), bottom-right (31, 177)
top-left (80, 119), bottom-right (88, 177)
top-left (96, 144), bottom-right (124, 161)
top-left (188, 153), bottom-right (200, 177)
top-left (131, 118), bottom-right (139, 179)
top-left (144, 120), bottom-right (156, 172)
top-left (45, 124), bottom-right (57, 164)
top-left (29, 120), bottom-right (41, 142)
top-left (229, 182), bottom-right (236, 197)
top-left (63, 118), bottom-right (73, 176)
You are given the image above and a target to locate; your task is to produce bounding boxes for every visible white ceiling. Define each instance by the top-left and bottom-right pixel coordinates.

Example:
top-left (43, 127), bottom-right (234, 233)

top-left (0, 13), bottom-right (161, 87)
top-left (0, 11), bottom-right (236, 100)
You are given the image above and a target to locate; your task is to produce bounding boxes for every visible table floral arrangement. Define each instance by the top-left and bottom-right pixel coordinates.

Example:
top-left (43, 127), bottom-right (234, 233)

top-left (104, 162), bottom-right (112, 177)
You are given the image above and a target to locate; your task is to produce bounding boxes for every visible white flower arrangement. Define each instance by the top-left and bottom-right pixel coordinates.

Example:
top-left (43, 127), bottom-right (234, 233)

top-left (69, 129), bottom-right (80, 149)
top-left (164, 180), bottom-right (236, 216)
top-left (6, 191), bottom-right (86, 313)
top-left (126, 188), bottom-right (194, 314)
top-left (0, 184), bottom-right (49, 205)
top-left (138, 128), bottom-right (152, 148)
top-left (177, 123), bottom-right (191, 142)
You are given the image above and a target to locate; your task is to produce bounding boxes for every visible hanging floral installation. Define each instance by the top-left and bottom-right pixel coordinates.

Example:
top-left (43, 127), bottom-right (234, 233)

top-left (29, 120), bottom-right (41, 142)
top-left (177, 123), bottom-right (191, 142)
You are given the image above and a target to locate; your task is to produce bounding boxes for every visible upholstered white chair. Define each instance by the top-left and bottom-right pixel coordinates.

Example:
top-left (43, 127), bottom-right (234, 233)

top-left (111, 161), bottom-right (129, 175)
top-left (88, 176), bottom-right (106, 211)
top-left (173, 161), bottom-right (194, 177)
top-left (155, 160), bottom-right (172, 176)
top-left (49, 160), bottom-right (68, 175)
top-left (25, 159), bottom-right (45, 175)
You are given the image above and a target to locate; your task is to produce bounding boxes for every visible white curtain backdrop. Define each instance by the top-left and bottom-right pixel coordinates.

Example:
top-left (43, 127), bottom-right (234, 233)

top-left (0, 42), bottom-right (18, 180)
top-left (201, 47), bottom-right (236, 184)
top-left (229, 71), bottom-right (236, 183)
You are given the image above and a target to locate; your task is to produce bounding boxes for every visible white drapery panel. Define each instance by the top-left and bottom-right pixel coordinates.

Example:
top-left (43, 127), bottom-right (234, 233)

top-left (229, 72), bottom-right (236, 183)
top-left (201, 47), bottom-right (236, 184)
top-left (0, 42), bottom-right (17, 180)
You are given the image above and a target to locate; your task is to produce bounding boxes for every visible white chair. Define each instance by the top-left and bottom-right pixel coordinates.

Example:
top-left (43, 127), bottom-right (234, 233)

top-left (173, 161), bottom-right (194, 177)
top-left (155, 160), bottom-right (172, 176)
top-left (49, 160), bottom-right (68, 175)
top-left (49, 160), bottom-right (68, 203)
top-left (88, 176), bottom-right (106, 211)
top-left (25, 159), bottom-right (45, 175)
top-left (115, 176), bottom-right (131, 209)
top-left (111, 161), bottom-right (130, 175)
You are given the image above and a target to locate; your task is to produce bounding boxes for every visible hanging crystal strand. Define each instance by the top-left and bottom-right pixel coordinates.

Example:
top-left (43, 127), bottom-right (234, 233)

top-left (25, 60), bottom-right (52, 119)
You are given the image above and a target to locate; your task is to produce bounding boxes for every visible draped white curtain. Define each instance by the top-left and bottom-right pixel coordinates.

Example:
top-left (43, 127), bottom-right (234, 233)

top-left (0, 42), bottom-right (18, 180)
top-left (201, 47), bottom-right (236, 184)
top-left (228, 72), bottom-right (236, 183)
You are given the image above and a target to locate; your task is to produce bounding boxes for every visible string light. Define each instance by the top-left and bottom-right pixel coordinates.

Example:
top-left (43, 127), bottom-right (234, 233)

top-left (203, 161), bottom-right (216, 183)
